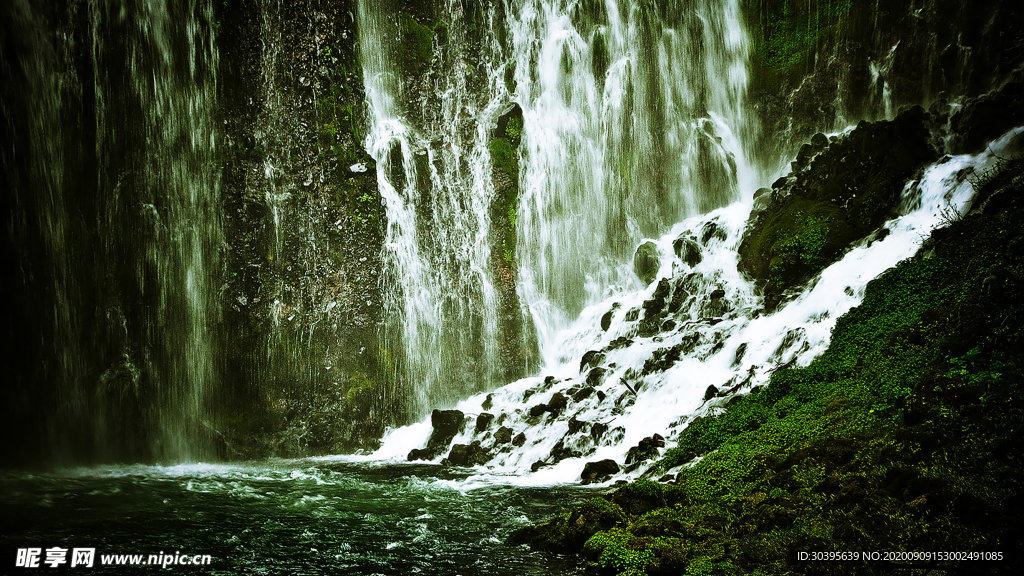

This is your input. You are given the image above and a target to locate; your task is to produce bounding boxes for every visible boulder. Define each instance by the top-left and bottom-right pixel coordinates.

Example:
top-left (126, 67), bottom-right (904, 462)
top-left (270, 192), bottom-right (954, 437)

top-left (581, 459), bottom-right (620, 484)
top-left (512, 432), bottom-right (527, 447)
top-left (494, 426), bottom-right (513, 444)
top-left (633, 241), bottom-right (660, 285)
top-left (475, 412), bottom-right (494, 433)
top-left (624, 434), bottom-right (666, 465)
top-left (738, 105), bottom-right (938, 310)
top-left (406, 409), bottom-right (465, 461)
top-left (580, 350), bottom-right (606, 371)
top-left (673, 235), bottom-right (702, 267)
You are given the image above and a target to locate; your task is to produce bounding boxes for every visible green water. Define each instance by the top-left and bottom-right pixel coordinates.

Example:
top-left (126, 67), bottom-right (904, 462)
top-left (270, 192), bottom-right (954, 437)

top-left (1, 460), bottom-right (595, 574)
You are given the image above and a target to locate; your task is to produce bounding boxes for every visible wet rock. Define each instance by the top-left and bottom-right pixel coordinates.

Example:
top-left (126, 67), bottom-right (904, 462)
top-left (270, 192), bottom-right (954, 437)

top-left (547, 392), bottom-right (568, 416)
top-left (624, 434), bottom-right (665, 465)
top-left (528, 403), bottom-right (548, 418)
top-left (475, 412), bottom-right (494, 433)
top-left (590, 422), bottom-right (609, 442)
top-left (567, 416), bottom-right (587, 435)
top-left (673, 235), bottom-right (702, 267)
top-left (607, 335), bottom-right (633, 350)
top-left (580, 350), bottom-right (605, 371)
top-left (494, 426), bottom-right (513, 444)
top-left (733, 343), bottom-right (748, 368)
top-left (581, 459), bottom-right (620, 484)
top-left (600, 303), bottom-right (619, 331)
top-left (701, 220), bottom-right (727, 243)
top-left (585, 367), bottom-right (608, 387)
top-left (642, 278), bottom-right (672, 316)
top-left (811, 132), bottom-right (829, 149)
top-left (482, 393), bottom-right (493, 411)
top-left (637, 318), bottom-right (660, 337)
top-left (550, 438), bottom-right (582, 463)
top-left (704, 385), bottom-right (719, 402)
top-left (530, 460), bottom-right (548, 472)
top-left (633, 241), bottom-right (660, 285)
top-left (407, 409), bottom-right (465, 461)
top-left (624, 308), bottom-right (640, 322)
top-left (445, 440), bottom-right (490, 467)
top-left (641, 342), bottom-right (686, 374)
top-left (572, 387), bottom-right (595, 402)
top-left (949, 83), bottom-right (1024, 154)
top-left (512, 432), bottom-right (526, 447)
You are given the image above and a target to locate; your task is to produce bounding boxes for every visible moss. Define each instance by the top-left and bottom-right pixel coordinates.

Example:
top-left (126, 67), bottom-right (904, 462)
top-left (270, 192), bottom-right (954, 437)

top-left (489, 137), bottom-right (520, 265)
top-left (398, 12), bottom-right (434, 75)
top-left (739, 106), bottom-right (937, 309)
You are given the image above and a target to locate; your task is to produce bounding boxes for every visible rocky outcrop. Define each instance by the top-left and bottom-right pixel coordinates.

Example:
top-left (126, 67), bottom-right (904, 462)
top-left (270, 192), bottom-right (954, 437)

top-left (738, 106), bottom-right (938, 310)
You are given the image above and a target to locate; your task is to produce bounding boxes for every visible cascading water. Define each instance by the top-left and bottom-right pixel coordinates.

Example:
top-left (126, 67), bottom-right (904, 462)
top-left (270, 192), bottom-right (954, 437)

top-left (358, 0), bottom-right (759, 419)
top-left (375, 125), bottom-right (1021, 484)
top-left (1, 0), bottom-right (220, 462)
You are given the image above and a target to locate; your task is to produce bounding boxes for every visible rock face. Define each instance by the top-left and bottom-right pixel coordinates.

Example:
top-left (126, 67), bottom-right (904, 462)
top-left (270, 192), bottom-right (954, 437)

top-left (747, 0), bottom-right (1021, 161)
top-left (738, 106), bottom-right (938, 310)
top-left (215, 0), bottom-right (390, 458)
top-left (407, 409), bottom-right (465, 461)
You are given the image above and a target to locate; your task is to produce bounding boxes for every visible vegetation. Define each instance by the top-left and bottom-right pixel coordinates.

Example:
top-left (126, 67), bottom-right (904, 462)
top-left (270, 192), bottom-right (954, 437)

top-left (511, 148), bottom-right (1024, 575)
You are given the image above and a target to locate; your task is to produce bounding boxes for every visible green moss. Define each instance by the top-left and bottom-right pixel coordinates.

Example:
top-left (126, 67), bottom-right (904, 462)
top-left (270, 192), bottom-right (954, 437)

top-left (489, 138), bottom-right (520, 265)
top-left (398, 12), bottom-right (434, 74)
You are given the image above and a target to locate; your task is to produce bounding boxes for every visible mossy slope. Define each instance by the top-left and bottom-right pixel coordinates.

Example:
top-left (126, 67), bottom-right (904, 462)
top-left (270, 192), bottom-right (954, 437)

top-left (511, 153), bottom-right (1024, 575)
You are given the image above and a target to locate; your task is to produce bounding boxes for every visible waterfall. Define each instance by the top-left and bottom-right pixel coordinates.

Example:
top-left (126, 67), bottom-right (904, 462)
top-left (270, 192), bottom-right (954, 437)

top-left (358, 0), bottom-right (758, 419)
top-left (1, 0), bottom-right (220, 462)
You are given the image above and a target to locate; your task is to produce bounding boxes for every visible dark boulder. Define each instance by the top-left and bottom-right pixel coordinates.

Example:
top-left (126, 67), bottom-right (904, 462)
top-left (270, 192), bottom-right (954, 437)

top-left (580, 350), bottom-right (605, 371)
top-left (704, 385), bottom-right (719, 402)
top-left (494, 426), bottom-right (513, 444)
top-left (949, 83), bottom-right (1024, 154)
top-left (512, 432), bottom-right (526, 447)
top-left (673, 235), bottom-right (702, 267)
top-left (581, 459), bottom-right (620, 484)
top-left (738, 105), bottom-right (938, 310)
top-left (633, 241), bottom-right (660, 285)
top-left (407, 409), bottom-right (465, 461)
top-left (624, 434), bottom-right (665, 465)
top-left (475, 412), bottom-right (494, 433)
top-left (585, 367), bottom-right (608, 387)
top-left (445, 440), bottom-right (490, 466)
top-left (572, 386), bottom-right (595, 402)
top-left (547, 392), bottom-right (568, 416)
top-left (550, 438), bottom-right (582, 463)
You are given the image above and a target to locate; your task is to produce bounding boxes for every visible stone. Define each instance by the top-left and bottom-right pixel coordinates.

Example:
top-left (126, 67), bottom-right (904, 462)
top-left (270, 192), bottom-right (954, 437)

top-left (673, 235), bottom-right (702, 267)
top-left (406, 409), bottom-right (464, 461)
top-left (494, 426), bottom-right (513, 444)
top-left (703, 385), bottom-right (719, 402)
top-left (585, 367), bottom-right (608, 387)
top-left (624, 434), bottom-right (666, 465)
top-left (581, 459), bottom-right (620, 484)
top-left (475, 412), bottom-right (494, 433)
top-left (512, 432), bottom-right (526, 447)
top-left (580, 350), bottom-right (606, 371)
top-left (572, 386), bottom-right (595, 402)
top-left (633, 241), bottom-right (660, 285)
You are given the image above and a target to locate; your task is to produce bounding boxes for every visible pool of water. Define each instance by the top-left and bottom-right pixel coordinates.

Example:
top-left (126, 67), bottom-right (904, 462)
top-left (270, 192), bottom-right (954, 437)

top-left (1, 460), bottom-right (597, 574)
